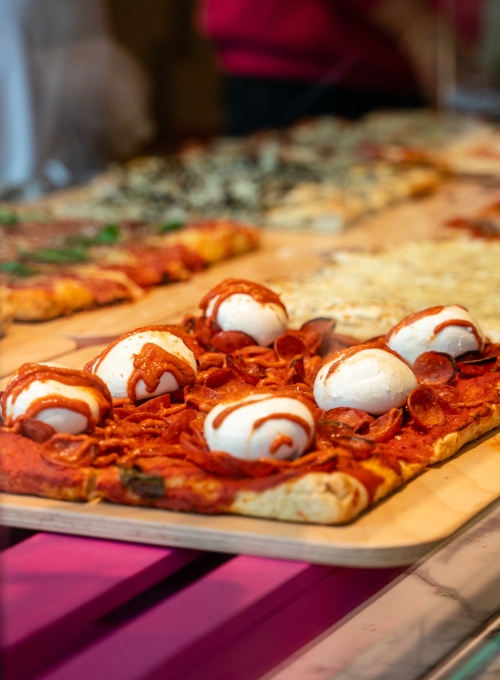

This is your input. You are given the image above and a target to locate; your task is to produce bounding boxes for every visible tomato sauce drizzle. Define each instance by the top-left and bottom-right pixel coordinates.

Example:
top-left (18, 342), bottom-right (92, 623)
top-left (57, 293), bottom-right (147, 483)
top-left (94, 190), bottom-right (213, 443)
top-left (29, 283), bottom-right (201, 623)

top-left (432, 319), bottom-right (483, 347)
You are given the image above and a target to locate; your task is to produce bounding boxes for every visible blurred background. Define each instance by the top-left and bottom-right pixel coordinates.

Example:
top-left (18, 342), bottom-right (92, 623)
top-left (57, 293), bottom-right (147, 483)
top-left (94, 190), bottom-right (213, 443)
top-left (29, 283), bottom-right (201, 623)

top-left (1, 0), bottom-right (499, 199)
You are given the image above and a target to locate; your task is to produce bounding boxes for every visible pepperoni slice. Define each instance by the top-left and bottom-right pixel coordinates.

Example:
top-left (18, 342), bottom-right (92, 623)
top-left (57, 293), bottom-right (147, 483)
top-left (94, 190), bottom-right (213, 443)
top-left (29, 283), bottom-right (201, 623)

top-left (366, 408), bottom-right (403, 442)
top-left (20, 418), bottom-right (57, 444)
top-left (333, 435), bottom-right (375, 460)
top-left (323, 407), bottom-right (374, 432)
top-left (274, 334), bottom-right (306, 360)
top-left (300, 317), bottom-right (336, 336)
top-left (211, 331), bottom-right (255, 353)
top-left (290, 356), bottom-right (305, 382)
top-left (198, 352), bottom-right (225, 371)
top-left (225, 356), bottom-right (261, 385)
top-left (457, 355), bottom-right (497, 376)
top-left (412, 351), bottom-right (457, 385)
top-left (184, 385), bottom-right (221, 412)
top-left (407, 386), bottom-right (446, 429)
top-left (324, 333), bottom-right (361, 358)
top-left (300, 318), bottom-right (336, 355)
top-left (204, 368), bottom-right (239, 389)
top-left (135, 394), bottom-right (171, 413)
top-left (431, 384), bottom-right (461, 412)
top-left (319, 421), bottom-right (356, 438)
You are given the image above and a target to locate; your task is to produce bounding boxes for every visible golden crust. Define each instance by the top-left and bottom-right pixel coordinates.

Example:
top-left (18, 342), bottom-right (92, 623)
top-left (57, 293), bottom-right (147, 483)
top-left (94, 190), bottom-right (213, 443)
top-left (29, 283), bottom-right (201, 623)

top-left (230, 472), bottom-right (369, 524)
top-left (0, 433), bottom-right (92, 501)
top-left (0, 285), bottom-right (13, 337)
top-left (1, 404), bottom-right (500, 524)
top-left (8, 278), bottom-right (95, 321)
top-left (144, 221), bottom-right (260, 263)
top-left (228, 404), bottom-right (500, 525)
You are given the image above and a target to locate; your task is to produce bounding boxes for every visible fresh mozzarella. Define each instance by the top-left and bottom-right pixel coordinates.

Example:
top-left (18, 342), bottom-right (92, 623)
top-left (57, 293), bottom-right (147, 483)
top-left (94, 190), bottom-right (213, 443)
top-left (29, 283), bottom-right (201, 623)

top-left (314, 347), bottom-right (417, 415)
top-left (206, 294), bottom-right (287, 346)
top-left (204, 393), bottom-right (314, 461)
top-left (91, 329), bottom-right (197, 400)
top-left (386, 305), bottom-right (484, 365)
top-left (4, 375), bottom-right (102, 435)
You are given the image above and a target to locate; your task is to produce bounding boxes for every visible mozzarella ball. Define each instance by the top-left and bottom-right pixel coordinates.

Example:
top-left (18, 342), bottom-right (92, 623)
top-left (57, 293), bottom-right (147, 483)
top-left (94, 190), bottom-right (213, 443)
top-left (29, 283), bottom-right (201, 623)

top-left (204, 393), bottom-right (314, 461)
top-left (386, 305), bottom-right (485, 365)
top-left (206, 294), bottom-right (287, 346)
top-left (3, 367), bottom-right (108, 434)
top-left (314, 347), bottom-right (417, 415)
top-left (90, 329), bottom-right (197, 400)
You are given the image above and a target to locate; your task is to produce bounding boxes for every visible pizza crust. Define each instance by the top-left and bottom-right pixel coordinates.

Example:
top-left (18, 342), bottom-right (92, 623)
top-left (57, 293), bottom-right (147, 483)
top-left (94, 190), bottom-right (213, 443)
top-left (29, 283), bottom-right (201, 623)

top-left (0, 285), bottom-right (13, 337)
top-left (230, 404), bottom-right (500, 524)
top-left (230, 471), bottom-right (369, 524)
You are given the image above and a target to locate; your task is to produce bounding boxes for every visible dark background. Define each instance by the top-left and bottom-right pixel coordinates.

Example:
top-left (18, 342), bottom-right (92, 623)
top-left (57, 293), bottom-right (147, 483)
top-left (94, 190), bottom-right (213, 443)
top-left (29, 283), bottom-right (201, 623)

top-left (108, 0), bottom-right (223, 151)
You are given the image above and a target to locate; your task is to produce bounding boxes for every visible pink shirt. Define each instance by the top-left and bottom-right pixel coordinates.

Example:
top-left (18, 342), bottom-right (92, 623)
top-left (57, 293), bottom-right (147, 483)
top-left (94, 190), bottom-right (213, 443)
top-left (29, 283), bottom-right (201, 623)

top-left (198, 0), bottom-right (482, 96)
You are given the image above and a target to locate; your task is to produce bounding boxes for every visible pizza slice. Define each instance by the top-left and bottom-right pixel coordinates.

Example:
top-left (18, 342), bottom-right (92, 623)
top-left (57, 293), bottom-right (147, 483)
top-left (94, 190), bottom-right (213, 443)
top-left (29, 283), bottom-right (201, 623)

top-left (1, 279), bottom-right (500, 524)
top-left (445, 199), bottom-right (500, 239)
top-left (0, 216), bottom-right (259, 321)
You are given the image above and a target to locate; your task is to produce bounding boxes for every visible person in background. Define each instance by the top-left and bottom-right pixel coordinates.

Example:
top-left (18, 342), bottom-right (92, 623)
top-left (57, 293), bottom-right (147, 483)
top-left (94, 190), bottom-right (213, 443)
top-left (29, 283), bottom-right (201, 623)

top-left (198, 0), bottom-right (482, 134)
top-left (0, 0), bottom-right (154, 199)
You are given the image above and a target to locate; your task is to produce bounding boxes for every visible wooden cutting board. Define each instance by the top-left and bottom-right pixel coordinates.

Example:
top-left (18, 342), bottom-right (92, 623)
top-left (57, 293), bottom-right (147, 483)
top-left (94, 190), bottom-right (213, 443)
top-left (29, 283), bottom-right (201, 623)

top-left (0, 328), bottom-right (76, 378)
top-left (2, 429), bottom-right (500, 567)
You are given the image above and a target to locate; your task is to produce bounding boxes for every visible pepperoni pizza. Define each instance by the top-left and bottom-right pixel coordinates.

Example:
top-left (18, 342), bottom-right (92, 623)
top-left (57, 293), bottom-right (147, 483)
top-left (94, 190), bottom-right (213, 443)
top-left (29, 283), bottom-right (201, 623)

top-left (1, 279), bottom-right (499, 524)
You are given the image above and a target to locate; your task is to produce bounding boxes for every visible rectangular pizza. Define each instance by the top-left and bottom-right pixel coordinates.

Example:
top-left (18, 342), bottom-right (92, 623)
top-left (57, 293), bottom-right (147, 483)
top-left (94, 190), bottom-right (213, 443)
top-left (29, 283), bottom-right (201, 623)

top-left (0, 208), bottom-right (259, 322)
top-left (1, 278), bottom-right (499, 525)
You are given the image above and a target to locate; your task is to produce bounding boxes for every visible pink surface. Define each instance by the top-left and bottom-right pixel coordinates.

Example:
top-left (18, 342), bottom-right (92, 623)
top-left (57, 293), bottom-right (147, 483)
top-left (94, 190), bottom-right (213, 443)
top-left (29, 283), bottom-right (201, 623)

top-left (38, 555), bottom-right (402, 680)
top-left (1, 533), bottom-right (200, 679)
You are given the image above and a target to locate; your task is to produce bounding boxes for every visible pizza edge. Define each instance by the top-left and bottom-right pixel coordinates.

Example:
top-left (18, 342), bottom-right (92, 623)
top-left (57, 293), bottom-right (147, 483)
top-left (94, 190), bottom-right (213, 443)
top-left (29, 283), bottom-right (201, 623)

top-left (1, 403), bottom-right (499, 525)
top-left (3, 221), bottom-right (260, 322)
top-left (229, 402), bottom-right (500, 524)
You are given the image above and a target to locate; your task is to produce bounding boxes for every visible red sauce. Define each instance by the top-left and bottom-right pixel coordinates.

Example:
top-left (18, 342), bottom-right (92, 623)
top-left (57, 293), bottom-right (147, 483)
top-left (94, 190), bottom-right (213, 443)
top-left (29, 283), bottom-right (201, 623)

top-left (324, 340), bottom-right (405, 379)
top-left (199, 278), bottom-right (286, 323)
top-left (212, 395), bottom-right (274, 428)
top-left (0, 364), bottom-right (112, 430)
top-left (385, 306), bottom-right (446, 342)
top-left (432, 319), bottom-right (483, 347)
top-left (252, 413), bottom-right (312, 439)
top-left (84, 325), bottom-right (192, 374)
top-left (127, 342), bottom-right (195, 401)
top-left (270, 434), bottom-right (293, 454)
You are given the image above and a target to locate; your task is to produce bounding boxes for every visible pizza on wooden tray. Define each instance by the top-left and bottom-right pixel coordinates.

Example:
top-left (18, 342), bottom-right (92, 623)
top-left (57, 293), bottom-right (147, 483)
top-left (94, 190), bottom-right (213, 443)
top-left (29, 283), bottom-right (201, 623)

top-left (0, 209), bottom-right (259, 322)
top-left (1, 279), bottom-right (500, 525)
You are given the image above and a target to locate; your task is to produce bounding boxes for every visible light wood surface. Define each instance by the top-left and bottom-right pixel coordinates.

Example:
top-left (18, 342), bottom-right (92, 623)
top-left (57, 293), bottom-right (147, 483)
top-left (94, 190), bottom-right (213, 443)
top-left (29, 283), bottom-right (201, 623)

top-left (2, 429), bottom-right (500, 567)
top-left (0, 328), bottom-right (76, 379)
top-left (0, 344), bottom-right (108, 390)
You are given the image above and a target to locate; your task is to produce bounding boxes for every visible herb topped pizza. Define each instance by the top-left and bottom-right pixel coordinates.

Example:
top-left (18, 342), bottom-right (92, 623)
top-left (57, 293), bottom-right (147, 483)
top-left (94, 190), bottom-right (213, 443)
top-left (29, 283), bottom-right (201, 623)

top-left (1, 279), bottom-right (499, 524)
top-left (0, 209), bottom-right (259, 322)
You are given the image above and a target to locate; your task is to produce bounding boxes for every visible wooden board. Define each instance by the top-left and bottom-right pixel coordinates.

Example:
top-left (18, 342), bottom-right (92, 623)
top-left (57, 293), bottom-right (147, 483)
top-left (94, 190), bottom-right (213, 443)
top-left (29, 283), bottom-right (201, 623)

top-left (0, 344), bottom-right (108, 390)
top-left (2, 429), bottom-right (500, 567)
top-left (0, 328), bottom-right (76, 378)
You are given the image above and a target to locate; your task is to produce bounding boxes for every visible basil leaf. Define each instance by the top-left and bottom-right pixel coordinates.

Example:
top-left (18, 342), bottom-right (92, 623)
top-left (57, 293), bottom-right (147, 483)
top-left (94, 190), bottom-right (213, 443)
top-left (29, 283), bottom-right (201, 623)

top-left (66, 223), bottom-right (120, 247)
top-left (29, 246), bottom-right (90, 263)
top-left (157, 220), bottom-right (184, 234)
top-left (0, 210), bottom-right (19, 226)
top-left (119, 466), bottom-right (165, 499)
top-left (96, 223), bottom-right (120, 244)
top-left (0, 261), bottom-right (35, 277)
